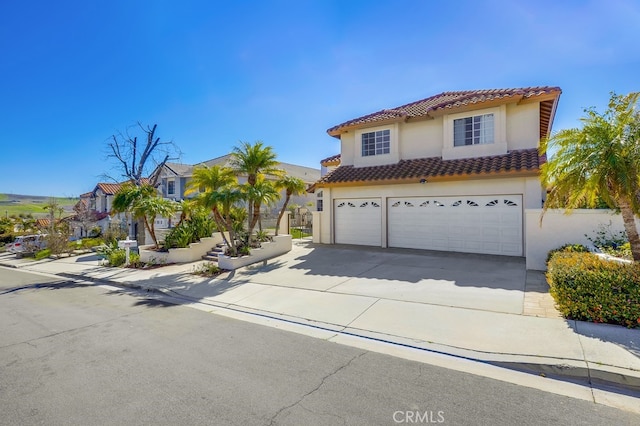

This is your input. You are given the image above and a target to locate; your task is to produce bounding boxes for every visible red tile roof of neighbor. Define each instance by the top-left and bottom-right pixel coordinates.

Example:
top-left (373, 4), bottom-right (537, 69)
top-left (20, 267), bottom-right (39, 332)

top-left (314, 149), bottom-right (545, 188)
top-left (320, 154), bottom-right (341, 166)
top-left (327, 86), bottom-right (561, 137)
top-left (94, 178), bottom-right (151, 195)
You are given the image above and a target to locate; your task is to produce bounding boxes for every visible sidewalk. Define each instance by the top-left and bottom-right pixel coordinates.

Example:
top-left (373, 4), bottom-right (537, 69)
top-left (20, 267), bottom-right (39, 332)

top-left (2, 244), bottom-right (639, 398)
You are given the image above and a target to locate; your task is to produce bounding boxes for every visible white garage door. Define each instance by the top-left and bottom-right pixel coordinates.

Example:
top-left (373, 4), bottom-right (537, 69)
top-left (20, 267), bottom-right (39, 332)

top-left (388, 195), bottom-right (523, 256)
top-left (334, 198), bottom-right (382, 246)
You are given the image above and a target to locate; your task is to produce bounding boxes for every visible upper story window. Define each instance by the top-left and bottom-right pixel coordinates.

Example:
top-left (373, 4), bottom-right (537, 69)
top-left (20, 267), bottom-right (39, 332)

top-left (454, 113), bottom-right (494, 146)
top-left (362, 129), bottom-right (390, 156)
top-left (167, 180), bottom-right (175, 195)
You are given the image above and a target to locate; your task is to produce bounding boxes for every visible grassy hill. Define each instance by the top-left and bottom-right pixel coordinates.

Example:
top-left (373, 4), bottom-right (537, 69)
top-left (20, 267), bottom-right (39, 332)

top-left (0, 194), bottom-right (78, 219)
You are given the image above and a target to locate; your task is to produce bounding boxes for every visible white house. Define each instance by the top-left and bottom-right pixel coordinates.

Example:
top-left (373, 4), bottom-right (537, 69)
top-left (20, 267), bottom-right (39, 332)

top-left (312, 87), bottom-right (562, 258)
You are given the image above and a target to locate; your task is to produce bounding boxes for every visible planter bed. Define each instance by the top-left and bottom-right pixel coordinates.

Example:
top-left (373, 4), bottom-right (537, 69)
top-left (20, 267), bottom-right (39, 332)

top-left (139, 235), bottom-right (225, 264)
top-left (218, 235), bottom-right (292, 270)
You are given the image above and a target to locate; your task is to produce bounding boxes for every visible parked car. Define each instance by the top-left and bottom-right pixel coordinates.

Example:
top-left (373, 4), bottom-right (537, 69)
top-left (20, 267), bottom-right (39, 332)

top-left (8, 235), bottom-right (47, 257)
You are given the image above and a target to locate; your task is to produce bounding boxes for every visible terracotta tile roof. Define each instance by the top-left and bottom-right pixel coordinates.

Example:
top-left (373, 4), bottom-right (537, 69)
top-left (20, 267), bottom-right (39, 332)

top-left (314, 149), bottom-right (544, 187)
top-left (327, 87), bottom-right (561, 136)
top-left (320, 154), bottom-right (341, 166)
top-left (36, 218), bottom-right (50, 228)
top-left (94, 178), bottom-right (151, 195)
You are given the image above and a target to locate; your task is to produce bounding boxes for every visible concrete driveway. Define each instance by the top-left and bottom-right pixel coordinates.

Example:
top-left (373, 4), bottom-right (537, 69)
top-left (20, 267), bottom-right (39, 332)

top-left (233, 241), bottom-right (527, 315)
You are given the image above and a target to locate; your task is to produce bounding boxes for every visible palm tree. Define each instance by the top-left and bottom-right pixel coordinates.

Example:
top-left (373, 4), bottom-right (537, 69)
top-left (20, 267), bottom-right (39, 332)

top-left (111, 183), bottom-right (154, 239)
top-left (112, 183), bottom-right (177, 249)
top-left (243, 177), bottom-right (280, 235)
top-left (229, 141), bottom-right (283, 242)
top-left (274, 175), bottom-right (307, 236)
top-left (185, 165), bottom-right (237, 197)
top-left (185, 165), bottom-right (237, 247)
top-left (541, 92), bottom-right (640, 261)
top-left (131, 196), bottom-right (177, 249)
top-left (210, 187), bottom-right (244, 256)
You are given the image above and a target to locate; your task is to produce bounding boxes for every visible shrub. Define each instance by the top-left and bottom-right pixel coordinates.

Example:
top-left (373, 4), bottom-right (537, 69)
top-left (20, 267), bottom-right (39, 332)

top-left (104, 248), bottom-right (143, 268)
top-left (103, 225), bottom-right (127, 245)
top-left (164, 225), bottom-right (195, 249)
top-left (254, 230), bottom-right (272, 243)
top-left (546, 243), bottom-right (589, 265)
top-left (75, 237), bottom-right (104, 249)
top-left (546, 252), bottom-right (640, 328)
top-left (586, 223), bottom-right (632, 259)
top-left (107, 248), bottom-right (127, 267)
top-left (192, 262), bottom-right (222, 277)
top-left (164, 209), bottom-right (216, 249)
top-left (35, 249), bottom-right (51, 260)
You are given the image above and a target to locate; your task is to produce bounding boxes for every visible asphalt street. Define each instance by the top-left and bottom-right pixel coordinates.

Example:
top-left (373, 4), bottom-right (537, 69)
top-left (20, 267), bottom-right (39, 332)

top-left (1, 267), bottom-right (638, 425)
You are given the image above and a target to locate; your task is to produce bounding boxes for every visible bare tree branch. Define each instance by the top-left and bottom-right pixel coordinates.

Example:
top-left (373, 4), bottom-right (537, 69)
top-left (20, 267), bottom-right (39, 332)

top-left (104, 122), bottom-right (182, 187)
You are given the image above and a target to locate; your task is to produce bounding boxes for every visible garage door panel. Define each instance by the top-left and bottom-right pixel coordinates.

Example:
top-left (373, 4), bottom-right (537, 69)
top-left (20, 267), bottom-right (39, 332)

top-left (388, 195), bottom-right (522, 256)
top-left (335, 198), bottom-right (381, 246)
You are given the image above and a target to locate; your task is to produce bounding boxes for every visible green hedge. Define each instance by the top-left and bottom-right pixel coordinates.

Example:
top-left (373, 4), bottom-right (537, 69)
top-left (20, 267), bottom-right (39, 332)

top-left (547, 252), bottom-right (640, 328)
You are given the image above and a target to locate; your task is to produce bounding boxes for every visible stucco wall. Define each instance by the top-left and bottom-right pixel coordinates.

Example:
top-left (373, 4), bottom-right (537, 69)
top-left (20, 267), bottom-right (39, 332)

top-left (506, 103), bottom-right (539, 150)
top-left (525, 209), bottom-right (639, 270)
top-left (399, 118), bottom-right (443, 160)
top-left (340, 133), bottom-right (356, 166)
top-left (337, 101), bottom-right (540, 165)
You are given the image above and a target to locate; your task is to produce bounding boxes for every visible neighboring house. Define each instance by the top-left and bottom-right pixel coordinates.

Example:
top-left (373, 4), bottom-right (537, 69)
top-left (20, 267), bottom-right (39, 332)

top-left (312, 86), bottom-right (562, 257)
top-left (320, 154), bottom-right (341, 176)
top-left (155, 154), bottom-right (321, 215)
top-left (72, 180), bottom-right (150, 240)
top-left (69, 192), bottom-right (109, 239)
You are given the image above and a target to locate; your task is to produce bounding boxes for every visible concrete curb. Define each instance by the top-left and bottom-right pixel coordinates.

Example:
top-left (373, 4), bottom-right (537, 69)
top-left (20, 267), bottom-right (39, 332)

top-left (54, 270), bottom-right (640, 396)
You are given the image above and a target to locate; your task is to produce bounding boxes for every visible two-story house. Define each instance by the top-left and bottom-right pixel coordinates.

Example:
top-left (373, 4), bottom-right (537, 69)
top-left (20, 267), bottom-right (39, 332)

top-left (156, 154), bottom-right (321, 214)
top-left (312, 87), bottom-right (561, 257)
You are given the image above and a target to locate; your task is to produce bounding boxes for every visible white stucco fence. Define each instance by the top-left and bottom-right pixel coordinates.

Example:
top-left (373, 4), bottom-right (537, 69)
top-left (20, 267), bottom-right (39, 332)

top-left (525, 209), bottom-right (639, 270)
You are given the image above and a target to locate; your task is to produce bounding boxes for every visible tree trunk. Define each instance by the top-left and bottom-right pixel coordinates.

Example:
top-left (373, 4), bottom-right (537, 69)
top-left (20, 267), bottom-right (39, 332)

top-left (144, 216), bottom-right (158, 249)
top-left (211, 208), bottom-right (231, 249)
top-left (618, 198), bottom-right (640, 262)
top-left (275, 192), bottom-right (291, 236)
top-left (225, 216), bottom-right (237, 256)
top-left (247, 200), bottom-right (261, 244)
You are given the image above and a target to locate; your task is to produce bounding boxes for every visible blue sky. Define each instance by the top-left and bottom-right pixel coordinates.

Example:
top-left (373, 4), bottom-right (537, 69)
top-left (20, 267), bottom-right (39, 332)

top-left (1, 0), bottom-right (638, 197)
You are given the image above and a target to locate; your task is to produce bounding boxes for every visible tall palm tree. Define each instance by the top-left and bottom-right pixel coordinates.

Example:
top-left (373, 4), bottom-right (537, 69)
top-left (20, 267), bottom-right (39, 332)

top-left (229, 141), bottom-right (283, 242)
top-left (185, 165), bottom-right (237, 197)
top-left (274, 175), bottom-right (307, 236)
top-left (541, 92), bottom-right (640, 261)
top-left (185, 165), bottom-right (237, 247)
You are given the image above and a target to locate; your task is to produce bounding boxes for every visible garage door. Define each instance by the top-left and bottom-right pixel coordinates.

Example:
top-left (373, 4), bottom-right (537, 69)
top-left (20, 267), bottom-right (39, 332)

top-left (388, 195), bottom-right (522, 256)
top-left (335, 198), bottom-right (382, 246)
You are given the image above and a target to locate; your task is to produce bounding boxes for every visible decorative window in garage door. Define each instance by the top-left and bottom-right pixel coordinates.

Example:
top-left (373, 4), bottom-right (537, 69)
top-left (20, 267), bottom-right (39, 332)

top-left (486, 199), bottom-right (519, 207)
top-left (359, 201), bottom-right (380, 207)
top-left (337, 202), bottom-right (356, 208)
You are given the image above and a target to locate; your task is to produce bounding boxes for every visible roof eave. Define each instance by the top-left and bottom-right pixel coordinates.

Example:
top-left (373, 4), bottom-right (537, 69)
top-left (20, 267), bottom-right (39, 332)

top-left (315, 169), bottom-right (541, 189)
top-left (327, 116), bottom-right (406, 137)
top-left (428, 95), bottom-right (524, 118)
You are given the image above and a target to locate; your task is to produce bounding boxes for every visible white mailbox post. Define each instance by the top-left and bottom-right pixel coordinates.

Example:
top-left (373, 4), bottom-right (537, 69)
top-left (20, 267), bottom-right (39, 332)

top-left (117, 239), bottom-right (138, 266)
